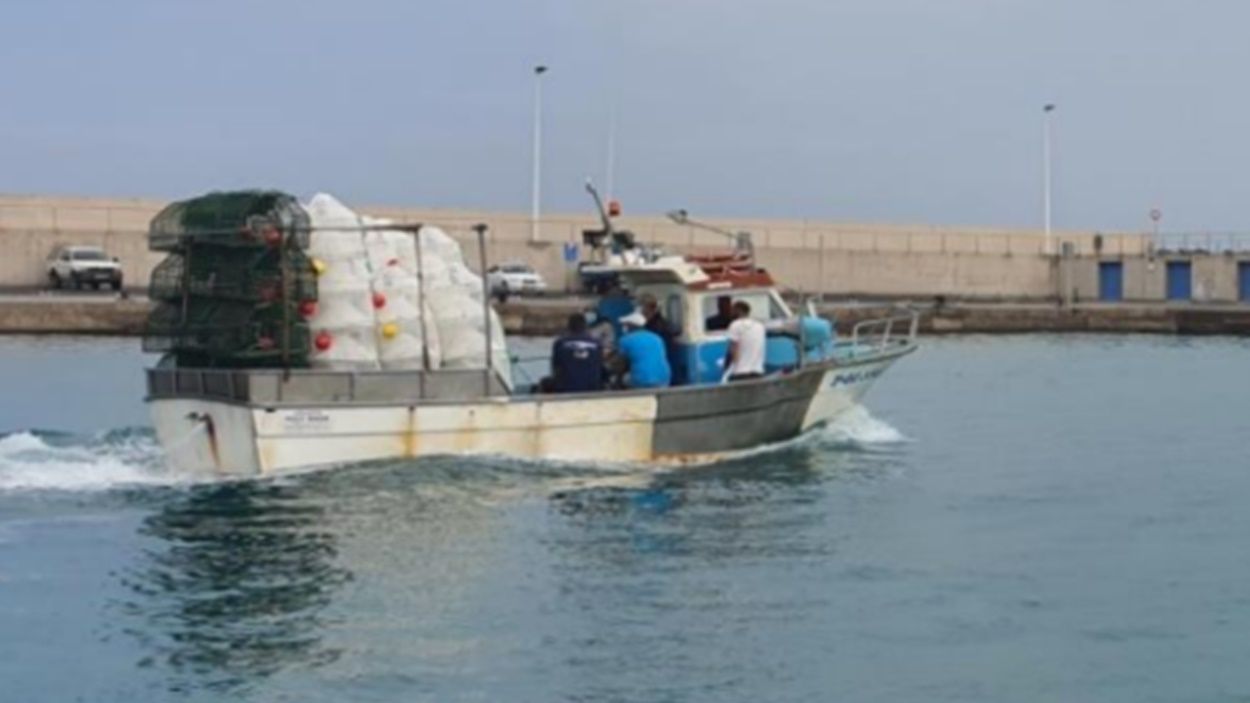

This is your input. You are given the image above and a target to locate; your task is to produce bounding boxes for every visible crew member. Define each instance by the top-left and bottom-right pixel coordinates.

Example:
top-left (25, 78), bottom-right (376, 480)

top-left (705, 295), bottom-right (734, 331)
top-left (550, 314), bottom-right (604, 393)
top-left (615, 311), bottom-right (672, 389)
top-left (639, 292), bottom-right (682, 381)
top-left (723, 301), bottom-right (766, 382)
top-left (638, 293), bottom-right (677, 346)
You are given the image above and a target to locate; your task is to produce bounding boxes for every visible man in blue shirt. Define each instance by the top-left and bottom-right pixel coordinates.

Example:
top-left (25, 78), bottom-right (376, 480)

top-left (551, 314), bottom-right (604, 393)
top-left (615, 311), bottom-right (671, 389)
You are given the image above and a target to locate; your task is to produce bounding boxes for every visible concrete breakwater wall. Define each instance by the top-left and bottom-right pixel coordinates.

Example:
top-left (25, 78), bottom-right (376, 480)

top-left (1, 194), bottom-right (1139, 300)
top-left (6, 194), bottom-right (1249, 304)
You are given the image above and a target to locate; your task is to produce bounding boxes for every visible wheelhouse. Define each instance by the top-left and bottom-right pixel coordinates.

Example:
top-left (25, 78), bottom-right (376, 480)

top-left (588, 253), bottom-right (834, 387)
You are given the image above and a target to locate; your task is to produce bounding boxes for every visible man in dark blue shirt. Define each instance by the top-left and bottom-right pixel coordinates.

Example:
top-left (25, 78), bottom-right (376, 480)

top-left (550, 314), bottom-right (605, 393)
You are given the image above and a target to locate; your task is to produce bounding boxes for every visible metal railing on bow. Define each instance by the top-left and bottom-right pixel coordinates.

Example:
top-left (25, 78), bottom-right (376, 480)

top-left (848, 308), bottom-right (920, 354)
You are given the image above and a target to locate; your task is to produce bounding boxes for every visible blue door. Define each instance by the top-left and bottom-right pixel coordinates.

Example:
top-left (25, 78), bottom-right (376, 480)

top-left (1099, 262), bottom-right (1123, 301)
top-left (1239, 262), bottom-right (1250, 302)
top-left (1166, 261), bottom-right (1192, 301)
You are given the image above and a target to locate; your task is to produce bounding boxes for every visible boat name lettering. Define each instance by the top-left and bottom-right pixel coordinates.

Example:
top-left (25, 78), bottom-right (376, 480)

top-left (282, 409), bottom-right (333, 433)
top-left (831, 368), bottom-right (884, 387)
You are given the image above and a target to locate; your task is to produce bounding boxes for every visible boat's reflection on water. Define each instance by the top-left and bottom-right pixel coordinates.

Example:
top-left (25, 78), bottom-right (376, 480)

top-left (548, 430), bottom-right (891, 518)
top-left (115, 430), bottom-right (898, 696)
top-left (119, 481), bottom-right (351, 695)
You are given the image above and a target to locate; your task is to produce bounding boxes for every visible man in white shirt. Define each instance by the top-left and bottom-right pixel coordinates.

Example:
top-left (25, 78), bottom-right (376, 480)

top-left (724, 301), bottom-right (766, 381)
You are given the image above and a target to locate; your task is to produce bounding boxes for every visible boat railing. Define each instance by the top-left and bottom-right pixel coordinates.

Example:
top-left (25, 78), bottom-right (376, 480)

top-left (847, 308), bottom-right (920, 355)
top-left (146, 366), bottom-right (511, 405)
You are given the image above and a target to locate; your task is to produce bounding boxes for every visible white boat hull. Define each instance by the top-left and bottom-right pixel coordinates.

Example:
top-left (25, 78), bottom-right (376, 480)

top-left (150, 354), bottom-right (903, 477)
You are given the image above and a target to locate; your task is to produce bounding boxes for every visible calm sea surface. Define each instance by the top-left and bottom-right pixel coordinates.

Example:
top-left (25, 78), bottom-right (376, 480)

top-left (1, 334), bottom-right (1248, 702)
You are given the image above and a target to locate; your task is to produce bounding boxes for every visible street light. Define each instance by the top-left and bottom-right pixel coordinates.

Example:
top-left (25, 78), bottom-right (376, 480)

top-left (1043, 103), bottom-right (1055, 255)
top-left (605, 96), bottom-right (618, 201)
top-left (530, 65), bottom-right (548, 243)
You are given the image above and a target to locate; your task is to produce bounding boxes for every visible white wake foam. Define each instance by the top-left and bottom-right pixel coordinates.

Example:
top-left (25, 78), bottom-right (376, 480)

top-left (821, 405), bottom-right (908, 445)
top-left (0, 431), bottom-right (175, 492)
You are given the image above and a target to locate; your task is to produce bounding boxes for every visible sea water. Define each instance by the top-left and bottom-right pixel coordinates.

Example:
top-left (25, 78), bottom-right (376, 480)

top-left (1, 334), bottom-right (1248, 702)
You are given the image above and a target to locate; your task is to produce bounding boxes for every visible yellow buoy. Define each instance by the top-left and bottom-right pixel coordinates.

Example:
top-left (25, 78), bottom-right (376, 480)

top-left (311, 258), bottom-right (327, 275)
top-left (381, 322), bottom-right (399, 340)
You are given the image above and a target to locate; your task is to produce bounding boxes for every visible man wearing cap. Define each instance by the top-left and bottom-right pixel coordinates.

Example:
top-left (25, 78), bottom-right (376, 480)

top-left (639, 292), bottom-right (681, 382)
top-left (614, 310), bottom-right (672, 389)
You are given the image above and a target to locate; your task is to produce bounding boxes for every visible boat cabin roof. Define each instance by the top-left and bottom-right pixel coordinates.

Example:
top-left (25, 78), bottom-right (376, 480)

top-left (588, 252), bottom-right (776, 292)
top-left (582, 255), bottom-right (709, 287)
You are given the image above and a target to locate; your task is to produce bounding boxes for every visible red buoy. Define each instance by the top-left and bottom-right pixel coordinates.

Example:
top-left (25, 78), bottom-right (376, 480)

top-left (299, 300), bottom-right (317, 318)
top-left (608, 199), bottom-right (622, 217)
top-left (372, 292), bottom-right (387, 309)
top-left (262, 226), bottom-right (282, 247)
top-left (314, 330), bottom-right (332, 351)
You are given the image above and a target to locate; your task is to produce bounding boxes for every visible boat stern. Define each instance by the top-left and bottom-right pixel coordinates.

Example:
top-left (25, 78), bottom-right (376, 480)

top-left (149, 398), bottom-right (262, 476)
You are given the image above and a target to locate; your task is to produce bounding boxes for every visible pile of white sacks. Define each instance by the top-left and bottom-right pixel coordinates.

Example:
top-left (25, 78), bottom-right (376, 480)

top-left (301, 193), bottom-right (511, 389)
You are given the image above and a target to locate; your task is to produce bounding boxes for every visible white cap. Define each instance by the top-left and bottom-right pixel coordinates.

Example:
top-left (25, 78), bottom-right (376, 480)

top-left (620, 311), bottom-right (647, 328)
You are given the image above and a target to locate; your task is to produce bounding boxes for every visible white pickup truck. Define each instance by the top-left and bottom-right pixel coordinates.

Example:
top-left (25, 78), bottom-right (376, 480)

top-left (46, 245), bottom-right (124, 291)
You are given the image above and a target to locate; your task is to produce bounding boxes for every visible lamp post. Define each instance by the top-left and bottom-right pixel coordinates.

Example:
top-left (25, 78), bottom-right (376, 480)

top-left (530, 65), bottom-right (548, 243)
top-left (1043, 103), bottom-right (1055, 255)
top-left (1150, 207), bottom-right (1162, 252)
top-left (605, 96), bottom-right (618, 201)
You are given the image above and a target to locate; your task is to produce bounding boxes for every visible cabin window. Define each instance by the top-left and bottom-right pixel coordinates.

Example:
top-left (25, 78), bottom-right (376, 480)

top-left (665, 294), bottom-right (684, 336)
top-left (700, 290), bottom-right (786, 332)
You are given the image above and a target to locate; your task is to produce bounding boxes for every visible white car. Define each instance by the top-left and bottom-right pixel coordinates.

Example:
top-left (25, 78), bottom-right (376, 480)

top-left (46, 245), bottom-right (124, 291)
top-left (487, 263), bottom-right (547, 296)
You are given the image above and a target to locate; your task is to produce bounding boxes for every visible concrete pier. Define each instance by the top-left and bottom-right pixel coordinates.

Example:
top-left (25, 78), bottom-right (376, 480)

top-left (7, 293), bottom-right (1249, 339)
top-left (0, 293), bottom-right (149, 335)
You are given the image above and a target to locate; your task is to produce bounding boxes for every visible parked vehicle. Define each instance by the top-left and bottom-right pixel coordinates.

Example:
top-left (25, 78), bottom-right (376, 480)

top-left (486, 262), bottom-right (547, 297)
top-left (46, 245), bottom-right (124, 290)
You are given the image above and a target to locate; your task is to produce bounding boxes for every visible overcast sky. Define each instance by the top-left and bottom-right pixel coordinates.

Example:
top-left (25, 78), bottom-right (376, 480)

top-left (2, 0), bottom-right (1248, 232)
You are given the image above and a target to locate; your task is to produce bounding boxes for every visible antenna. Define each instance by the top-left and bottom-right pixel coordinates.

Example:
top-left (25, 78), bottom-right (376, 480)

top-left (664, 209), bottom-right (755, 265)
top-left (585, 180), bottom-right (614, 237)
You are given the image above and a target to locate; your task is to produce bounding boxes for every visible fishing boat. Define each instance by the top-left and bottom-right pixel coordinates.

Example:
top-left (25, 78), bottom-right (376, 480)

top-left (146, 188), bottom-right (917, 475)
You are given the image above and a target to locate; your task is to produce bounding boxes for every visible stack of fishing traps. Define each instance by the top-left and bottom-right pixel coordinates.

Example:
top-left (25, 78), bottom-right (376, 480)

top-left (143, 191), bottom-right (318, 368)
top-left (142, 190), bottom-right (512, 386)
